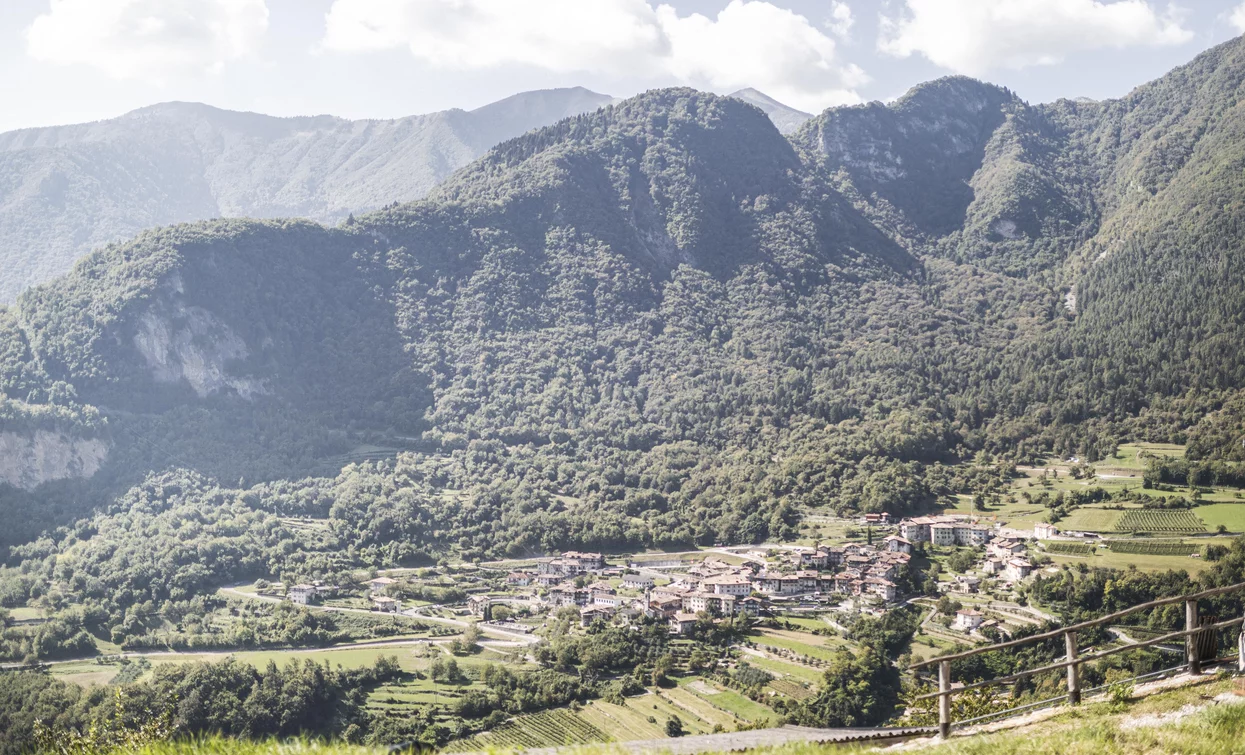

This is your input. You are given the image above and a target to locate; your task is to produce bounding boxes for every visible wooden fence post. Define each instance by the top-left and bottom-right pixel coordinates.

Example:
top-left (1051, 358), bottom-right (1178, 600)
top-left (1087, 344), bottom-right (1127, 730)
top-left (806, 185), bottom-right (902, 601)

top-left (1064, 630), bottom-right (1080, 704)
top-left (1186, 599), bottom-right (1201, 675)
top-left (939, 660), bottom-right (952, 738)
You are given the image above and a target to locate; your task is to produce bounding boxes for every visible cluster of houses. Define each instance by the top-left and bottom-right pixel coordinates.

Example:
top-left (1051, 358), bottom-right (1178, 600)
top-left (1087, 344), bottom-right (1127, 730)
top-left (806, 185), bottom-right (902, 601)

top-left (980, 537), bottom-right (1033, 581)
top-left (898, 516), bottom-right (993, 546)
top-left (285, 575), bottom-right (403, 612)
top-left (498, 543), bottom-right (915, 633)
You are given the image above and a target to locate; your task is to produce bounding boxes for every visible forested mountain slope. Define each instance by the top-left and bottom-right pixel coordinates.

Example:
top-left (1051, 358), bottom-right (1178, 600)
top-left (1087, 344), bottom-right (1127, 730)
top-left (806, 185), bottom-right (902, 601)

top-left (0, 87), bottom-right (613, 303)
top-left (4, 38), bottom-right (1245, 557)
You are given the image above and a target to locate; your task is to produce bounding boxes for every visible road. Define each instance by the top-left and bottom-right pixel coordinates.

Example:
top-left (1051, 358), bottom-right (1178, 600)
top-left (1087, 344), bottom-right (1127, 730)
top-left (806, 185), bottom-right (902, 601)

top-left (218, 584), bottom-right (541, 645)
top-left (0, 636), bottom-right (467, 671)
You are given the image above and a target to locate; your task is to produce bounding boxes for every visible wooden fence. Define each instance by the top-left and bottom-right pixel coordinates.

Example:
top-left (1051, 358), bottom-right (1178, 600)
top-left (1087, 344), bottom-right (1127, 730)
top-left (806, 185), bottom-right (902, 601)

top-left (910, 581), bottom-right (1245, 737)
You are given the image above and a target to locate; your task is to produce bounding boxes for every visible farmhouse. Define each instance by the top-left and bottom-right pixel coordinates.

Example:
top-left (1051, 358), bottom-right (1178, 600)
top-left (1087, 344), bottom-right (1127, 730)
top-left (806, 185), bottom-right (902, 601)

top-left (372, 596), bottom-right (400, 613)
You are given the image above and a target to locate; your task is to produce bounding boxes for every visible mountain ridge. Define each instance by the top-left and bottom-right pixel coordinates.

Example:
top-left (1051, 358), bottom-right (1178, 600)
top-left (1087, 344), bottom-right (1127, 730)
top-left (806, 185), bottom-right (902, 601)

top-left (4, 39), bottom-right (1245, 555)
top-left (0, 87), bottom-right (617, 304)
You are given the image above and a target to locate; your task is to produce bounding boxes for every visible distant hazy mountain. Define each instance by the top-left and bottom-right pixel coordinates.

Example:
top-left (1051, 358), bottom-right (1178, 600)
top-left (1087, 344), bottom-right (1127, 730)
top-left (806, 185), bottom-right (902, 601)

top-left (727, 88), bottom-right (813, 134)
top-left (0, 87), bottom-right (613, 303)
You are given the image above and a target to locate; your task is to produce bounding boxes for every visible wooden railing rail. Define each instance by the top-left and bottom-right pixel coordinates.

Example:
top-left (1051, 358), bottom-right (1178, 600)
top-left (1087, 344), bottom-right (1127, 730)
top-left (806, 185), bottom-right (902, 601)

top-left (909, 580), bottom-right (1245, 738)
top-left (910, 581), bottom-right (1245, 669)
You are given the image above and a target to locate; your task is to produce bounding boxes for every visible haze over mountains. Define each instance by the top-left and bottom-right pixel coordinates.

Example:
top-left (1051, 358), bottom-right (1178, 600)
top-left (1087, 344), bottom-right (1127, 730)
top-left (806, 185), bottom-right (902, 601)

top-left (0, 86), bottom-right (616, 303)
top-left (4, 35), bottom-right (1245, 555)
top-left (0, 86), bottom-right (818, 304)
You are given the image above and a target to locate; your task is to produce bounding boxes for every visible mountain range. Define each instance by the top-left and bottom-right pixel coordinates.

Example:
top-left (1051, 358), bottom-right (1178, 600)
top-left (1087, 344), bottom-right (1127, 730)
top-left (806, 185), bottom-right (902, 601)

top-left (0, 86), bottom-right (814, 305)
top-left (3, 37), bottom-right (1245, 555)
top-left (0, 86), bottom-right (615, 303)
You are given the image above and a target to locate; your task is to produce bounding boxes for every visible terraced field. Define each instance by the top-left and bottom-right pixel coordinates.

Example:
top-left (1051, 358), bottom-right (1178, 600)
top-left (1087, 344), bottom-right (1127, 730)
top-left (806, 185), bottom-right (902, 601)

top-left (661, 687), bottom-right (740, 729)
top-left (751, 628), bottom-right (846, 662)
top-left (578, 693), bottom-right (715, 739)
top-left (768, 678), bottom-right (813, 700)
top-left (740, 653), bottom-right (825, 684)
top-left (678, 679), bottom-right (777, 724)
top-left (443, 709), bottom-right (611, 751)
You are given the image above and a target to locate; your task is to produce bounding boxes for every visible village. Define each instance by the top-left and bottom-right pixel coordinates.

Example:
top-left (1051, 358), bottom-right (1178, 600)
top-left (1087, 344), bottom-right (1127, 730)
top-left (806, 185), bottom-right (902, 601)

top-left (270, 511), bottom-right (1061, 645)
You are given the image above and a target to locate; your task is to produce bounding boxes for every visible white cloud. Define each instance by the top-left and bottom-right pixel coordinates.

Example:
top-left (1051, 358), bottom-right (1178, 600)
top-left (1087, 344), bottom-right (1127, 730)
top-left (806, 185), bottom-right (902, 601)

top-left (322, 0), bottom-right (866, 112)
top-left (26, 0), bottom-right (269, 83)
top-left (878, 0), bottom-right (1193, 76)
top-left (827, 1), bottom-right (854, 39)
top-left (1230, 3), bottom-right (1245, 34)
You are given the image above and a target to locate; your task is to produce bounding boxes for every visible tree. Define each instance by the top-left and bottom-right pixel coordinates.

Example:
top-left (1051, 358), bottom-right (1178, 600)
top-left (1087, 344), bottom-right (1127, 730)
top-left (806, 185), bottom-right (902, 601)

top-left (791, 647), bottom-right (901, 728)
top-left (665, 716), bottom-right (684, 737)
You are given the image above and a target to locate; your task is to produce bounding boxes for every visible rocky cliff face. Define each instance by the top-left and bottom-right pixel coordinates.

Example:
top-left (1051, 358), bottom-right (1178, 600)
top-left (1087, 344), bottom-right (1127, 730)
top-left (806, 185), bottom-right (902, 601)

top-left (132, 277), bottom-right (269, 399)
top-left (0, 430), bottom-right (107, 490)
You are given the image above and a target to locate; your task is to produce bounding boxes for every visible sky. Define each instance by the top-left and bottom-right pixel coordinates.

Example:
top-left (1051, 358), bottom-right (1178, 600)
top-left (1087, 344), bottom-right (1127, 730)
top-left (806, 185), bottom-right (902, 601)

top-left (0, 0), bottom-right (1243, 133)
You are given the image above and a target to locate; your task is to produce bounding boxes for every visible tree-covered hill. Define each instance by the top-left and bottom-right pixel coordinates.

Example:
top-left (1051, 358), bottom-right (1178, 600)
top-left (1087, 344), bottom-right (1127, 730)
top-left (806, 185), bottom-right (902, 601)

top-left (5, 38), bottom-right (1245, 556)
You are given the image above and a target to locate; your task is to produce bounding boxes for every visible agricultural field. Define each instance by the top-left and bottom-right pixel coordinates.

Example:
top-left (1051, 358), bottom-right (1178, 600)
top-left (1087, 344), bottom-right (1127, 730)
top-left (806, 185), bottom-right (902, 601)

top-left (1192, 503), bottom-right (1245, 533)
top-left (1115, 510), bottom-right (1206, 534)
top-left (737, 652), bottom-right (825, 684)
top-left (1059, 506), bottom-right (1124, 532)
top-left (1106, 540), bottom-right (1200, 556)
top-left (1046, 548), bottom-right (1211, 573)
top-left (442, 709), bottom-right (610, 751)
top-left (580, 693), bottom-right (715, 739)
top-left (677, 678), bottom-right (777, 724)
top-left (768, 678), bottom-right (813, 700)
top-left (1044, 542), bottom-right (1095, 555)
top-left (749, 628), bottom-right (847, 663)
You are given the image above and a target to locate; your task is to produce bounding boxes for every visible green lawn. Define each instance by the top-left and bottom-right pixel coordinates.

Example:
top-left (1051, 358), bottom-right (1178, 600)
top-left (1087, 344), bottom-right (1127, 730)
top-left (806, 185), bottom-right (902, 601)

top-left (1192, 503), bottom-right (1245, 532)
top-left (1060, 506), bottom-right (1124, 532)
top-left (1047, 548), bottom-right (1211, 573)
top-left (7, 606), bottom-right (44, 621)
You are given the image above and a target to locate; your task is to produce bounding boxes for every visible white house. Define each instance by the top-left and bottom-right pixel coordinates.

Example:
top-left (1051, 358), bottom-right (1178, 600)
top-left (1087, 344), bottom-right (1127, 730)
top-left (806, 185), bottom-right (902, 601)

top-left (954, 609), bottom-right (984, 631)
top-left (884, 535), bottom-right (913, 554)
top-left (1034, 522), bottom-right (1059, 539)
top-left (1006, 558), bottom-right (1033, 581)
top-left (702, 574), bottom-right (753, 596)
top-left (289, 584), bottom-right (316, 605)
top-left (622, 574), bottom-right (656, 590)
